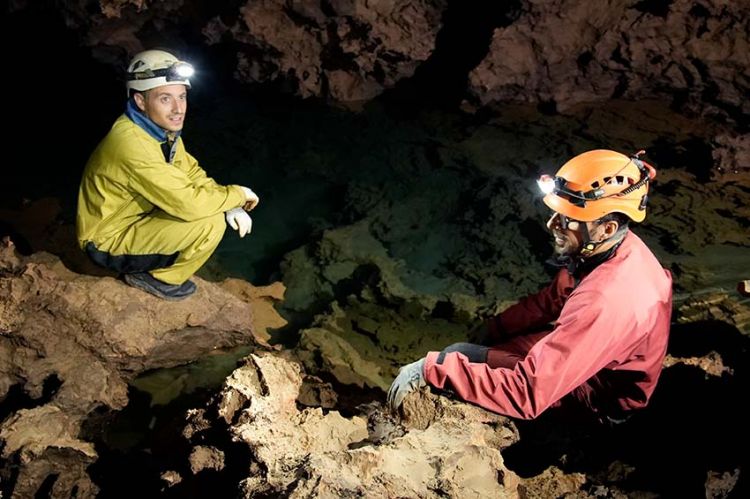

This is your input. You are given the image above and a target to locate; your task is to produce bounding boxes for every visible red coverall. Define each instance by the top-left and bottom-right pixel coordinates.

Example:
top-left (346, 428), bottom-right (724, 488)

top-left (424, 232), bottom-right (673, 420)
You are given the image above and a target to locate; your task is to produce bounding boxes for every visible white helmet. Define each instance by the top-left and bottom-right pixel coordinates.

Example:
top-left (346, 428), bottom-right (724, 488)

top-left (126, 49), bottom-right (194, 93)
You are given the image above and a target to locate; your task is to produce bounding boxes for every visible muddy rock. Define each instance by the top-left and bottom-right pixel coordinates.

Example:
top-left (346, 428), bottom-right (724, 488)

top-left (705, 469), bottom-right (741, 499)
top-left (297, 326), bottom-right (390, 390)
top-left (281, 220), bottom-right (505, 377)
top-left (273, 383), bottom-right (520, 498)
top-left (296, 374), bottom-right (338, 409)
top-left (0, 241), bottom-right (263, 497)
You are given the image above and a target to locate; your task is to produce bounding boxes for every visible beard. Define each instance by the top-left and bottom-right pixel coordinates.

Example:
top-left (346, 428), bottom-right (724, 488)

top-left (552, 231), bottom-right (580, 257)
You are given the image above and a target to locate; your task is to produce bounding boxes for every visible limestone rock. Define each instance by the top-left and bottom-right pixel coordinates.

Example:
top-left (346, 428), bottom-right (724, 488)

top-left (0, 241), bottom-right (263, 497)
top-left (184, 353), bottom-right (522, 498)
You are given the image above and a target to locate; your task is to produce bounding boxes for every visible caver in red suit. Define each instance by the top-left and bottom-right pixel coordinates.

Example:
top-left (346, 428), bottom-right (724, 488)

top-left (388, 150), bottom-right (673, 423)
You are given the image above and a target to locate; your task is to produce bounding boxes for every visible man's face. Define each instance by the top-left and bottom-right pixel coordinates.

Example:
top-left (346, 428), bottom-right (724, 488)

top-left (134, 84), bottom-right (187, 132)
top-left (546, 212), bottom-right (585, 257)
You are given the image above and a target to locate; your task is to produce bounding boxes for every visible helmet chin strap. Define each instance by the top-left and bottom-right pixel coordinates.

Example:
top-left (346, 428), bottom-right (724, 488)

top-left (576, 222), bottom-right (608, 257)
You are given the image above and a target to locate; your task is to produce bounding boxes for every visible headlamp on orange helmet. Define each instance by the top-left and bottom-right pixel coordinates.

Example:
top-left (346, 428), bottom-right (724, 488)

top-left (538, 149), bottom-right (656, 223)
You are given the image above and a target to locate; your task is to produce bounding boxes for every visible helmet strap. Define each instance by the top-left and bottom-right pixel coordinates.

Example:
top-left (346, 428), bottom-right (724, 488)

top-left (577, 222), bottom-right (608, 257)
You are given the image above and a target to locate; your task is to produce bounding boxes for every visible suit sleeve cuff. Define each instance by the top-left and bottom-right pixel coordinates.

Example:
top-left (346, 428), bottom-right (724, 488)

top-left (228, 185), bottom-right (247, 207)
top-left (423, 351), bottom-right (441, 386)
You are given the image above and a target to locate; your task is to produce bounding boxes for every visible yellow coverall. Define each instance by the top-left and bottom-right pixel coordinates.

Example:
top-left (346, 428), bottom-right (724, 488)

top-left (77, 115), bottom-right (246, 284)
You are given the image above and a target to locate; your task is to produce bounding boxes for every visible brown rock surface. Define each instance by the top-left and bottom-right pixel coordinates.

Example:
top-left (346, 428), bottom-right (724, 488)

top-left (219, 278), bottom-right (286, 343)
top-left (516, 466), bottom-right (587, 498)
top-left (188, 445), bottom-right (225, 474)
top-left (214, 353), bottom-right (369, 495)
top-left (674, 290), bottom-right (750, 335)
top-left (207, 0), bottom-right (447, 103)
top-left (469, 0), bottom-right (749, 120)
top-left (183, 353), bottom-right (524, 498)
top-left (41, 0), bottom-right (748, 125)
top-left (0, 240), bottom-right (264, 497)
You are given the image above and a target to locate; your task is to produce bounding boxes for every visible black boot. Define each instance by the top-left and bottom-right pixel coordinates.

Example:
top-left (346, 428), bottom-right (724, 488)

top-left (123, 272), bottom-right (196, 300)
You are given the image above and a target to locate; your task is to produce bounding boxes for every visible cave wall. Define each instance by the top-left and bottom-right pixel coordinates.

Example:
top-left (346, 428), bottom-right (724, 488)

top-left (38, 0), bottom-right (745, 123)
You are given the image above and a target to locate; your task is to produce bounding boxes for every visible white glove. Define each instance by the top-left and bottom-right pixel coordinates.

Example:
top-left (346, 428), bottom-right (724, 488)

top-left (240, 186), bottom-right (260, 211)
top-left (225, 207), bottom-right (253, 238)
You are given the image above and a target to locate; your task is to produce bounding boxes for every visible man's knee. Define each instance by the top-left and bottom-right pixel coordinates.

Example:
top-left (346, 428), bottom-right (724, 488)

top-left (192, 212), bottom-right (226, 251)
top-left (171, 212), bottom-right (226, 254)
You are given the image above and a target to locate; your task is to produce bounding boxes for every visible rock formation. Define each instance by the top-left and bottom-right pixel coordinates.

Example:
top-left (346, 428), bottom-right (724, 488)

top-left (205, 0), bottom-right (448, 103)
top-left (469, 0), bottom-right (749, 121)
top-left (0, 239), bottom-right (269, 497)
top-left (181, 352), bottom-right (525, 498)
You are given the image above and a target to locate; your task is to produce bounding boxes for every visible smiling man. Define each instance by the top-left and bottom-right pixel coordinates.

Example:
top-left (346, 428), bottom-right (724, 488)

top-left (76, 49), bottom-right (259, 300)
top-left (388, 150), bottom-right (673, 425)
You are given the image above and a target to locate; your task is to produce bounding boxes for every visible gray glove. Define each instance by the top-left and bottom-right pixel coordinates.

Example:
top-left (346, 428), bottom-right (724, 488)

top-left (387, 358), bottom-right (426, 411)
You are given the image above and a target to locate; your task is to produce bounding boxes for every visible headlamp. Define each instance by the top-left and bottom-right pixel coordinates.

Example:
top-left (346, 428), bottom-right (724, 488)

top-left (127, 61), bottom-right (195, 83)
top-left (536, 175), bottom-right (556, 194)
top-left (537, 174), bottom-right (604, 206)
top-left (171, 62), bottom-right (194, 79)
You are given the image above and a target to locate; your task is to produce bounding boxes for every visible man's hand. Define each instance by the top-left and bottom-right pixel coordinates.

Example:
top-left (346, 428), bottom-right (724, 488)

top-left (387, 358), bottom-right (426, 411)
top-left (225, 207), bottom-right (253, 237)
top-left (240, 186), bottom-right (259, 211)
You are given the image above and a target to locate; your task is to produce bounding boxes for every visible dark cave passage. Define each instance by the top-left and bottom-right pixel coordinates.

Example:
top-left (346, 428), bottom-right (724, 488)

top-left (380, 0), bottom-right (522, 110)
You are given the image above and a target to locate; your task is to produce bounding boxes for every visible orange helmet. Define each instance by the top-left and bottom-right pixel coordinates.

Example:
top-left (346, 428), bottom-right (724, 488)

top-left (537, 149), bottom-right (656, 223)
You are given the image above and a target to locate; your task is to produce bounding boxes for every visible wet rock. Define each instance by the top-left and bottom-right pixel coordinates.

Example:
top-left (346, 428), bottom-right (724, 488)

top-left (282, 221), bottom-right (500, 378)
top-left (0, 241), bottom-right (263, 497)
top-left (297, 326), bottom-right (390, 390)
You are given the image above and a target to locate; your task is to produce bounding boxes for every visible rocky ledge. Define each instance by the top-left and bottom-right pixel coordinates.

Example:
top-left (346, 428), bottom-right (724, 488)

top-left (0, 239), bottom-right (272, 497)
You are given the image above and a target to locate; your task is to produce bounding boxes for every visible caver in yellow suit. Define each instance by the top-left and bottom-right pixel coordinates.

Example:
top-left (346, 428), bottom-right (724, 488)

top-left (77, 50), bottom-right (258, 300)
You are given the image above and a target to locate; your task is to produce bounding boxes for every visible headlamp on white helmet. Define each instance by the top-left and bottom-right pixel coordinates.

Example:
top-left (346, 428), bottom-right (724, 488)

top-left (126, 49), bottom-right (194, 94)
